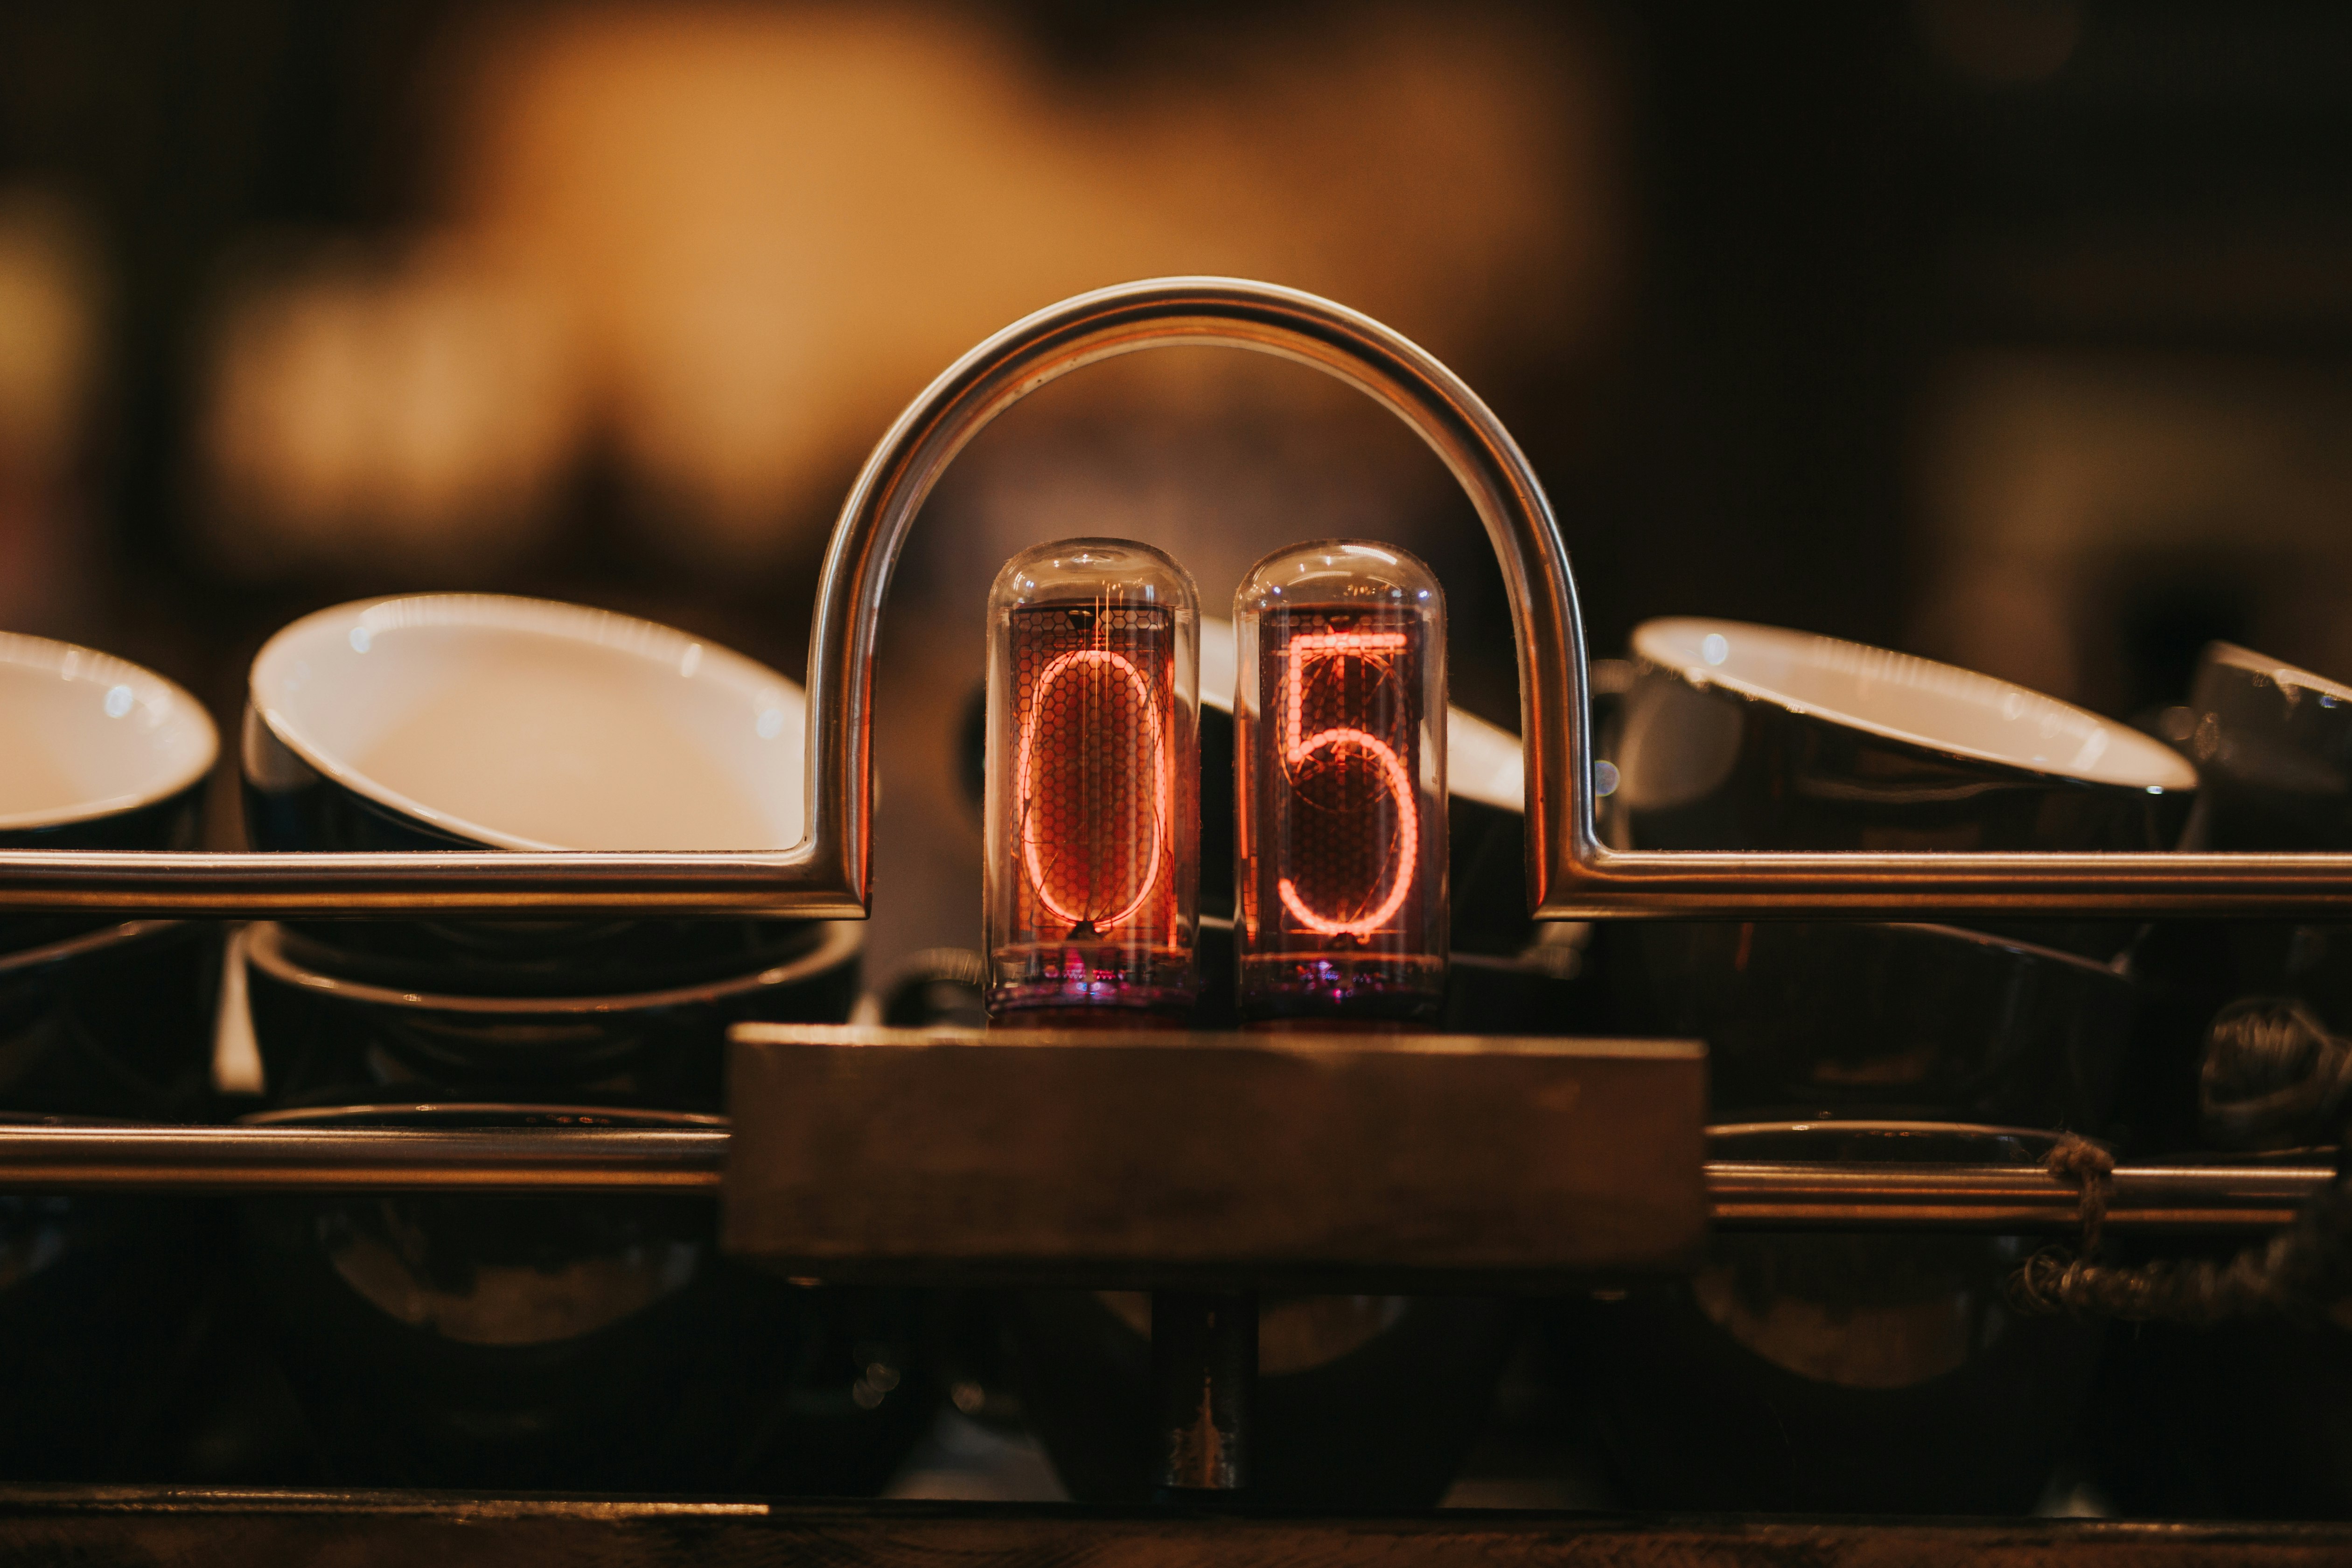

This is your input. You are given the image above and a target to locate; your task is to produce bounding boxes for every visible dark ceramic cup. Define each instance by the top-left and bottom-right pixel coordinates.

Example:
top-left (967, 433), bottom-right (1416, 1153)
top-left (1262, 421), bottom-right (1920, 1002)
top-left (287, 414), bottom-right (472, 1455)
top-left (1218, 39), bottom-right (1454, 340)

top-left (1612, 616), bottom-right (2196, 857)
top-left (1612, 617), bottom-right (2195, 963)
top-left (238, 1104), bottom-right (936, 1493)
top-left (0, 1116), bottom-right (222, 1481)
top-left (0, 633), bottom-right (221, 1118)
top-left (1608, 617), bottom-right (2183, 1128)
top-left (1562, 1122), bottom-right (2106, 1514)
top-left (2165, 645), bottom-right (2352, 1080)
top-left (241, 917), bottom-right (861, 1114)
top-left (2085, 646), bottom-right (2352, 1515)
top-left (2183, 641), bottom-right (2352, 852)
top-left (2110, 646), bottom-right (2352, 1153)
top-left (243, 593), bottom-right (818, 987)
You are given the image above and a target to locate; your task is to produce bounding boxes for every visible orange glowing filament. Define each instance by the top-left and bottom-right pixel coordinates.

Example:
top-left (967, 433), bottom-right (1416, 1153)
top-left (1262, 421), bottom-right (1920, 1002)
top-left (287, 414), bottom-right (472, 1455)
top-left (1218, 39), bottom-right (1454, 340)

top-left (1014, 645), bottom-right (1169, 934)
top-left (1274, 631), bottom-right (1417, 937)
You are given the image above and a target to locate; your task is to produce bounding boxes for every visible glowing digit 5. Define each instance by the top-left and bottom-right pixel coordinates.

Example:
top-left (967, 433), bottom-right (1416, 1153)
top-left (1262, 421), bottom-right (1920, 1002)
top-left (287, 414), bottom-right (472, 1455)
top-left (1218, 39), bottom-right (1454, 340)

top-left (1274, 631), bottom-right (1417, 937)
top-left (1016, 647), bottom-right (1168, 932)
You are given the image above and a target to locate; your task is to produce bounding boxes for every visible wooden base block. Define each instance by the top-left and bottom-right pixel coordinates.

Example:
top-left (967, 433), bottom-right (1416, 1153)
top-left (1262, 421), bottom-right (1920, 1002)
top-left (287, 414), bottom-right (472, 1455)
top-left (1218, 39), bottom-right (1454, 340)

top-left (723, 1025), bottom-right (1706, 1290)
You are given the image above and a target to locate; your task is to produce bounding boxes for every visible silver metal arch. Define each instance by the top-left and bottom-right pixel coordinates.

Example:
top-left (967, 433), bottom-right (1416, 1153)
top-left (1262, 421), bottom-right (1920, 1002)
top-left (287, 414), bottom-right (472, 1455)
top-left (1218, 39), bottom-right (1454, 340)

top-left (800, 275), bottom-right (1592, 918)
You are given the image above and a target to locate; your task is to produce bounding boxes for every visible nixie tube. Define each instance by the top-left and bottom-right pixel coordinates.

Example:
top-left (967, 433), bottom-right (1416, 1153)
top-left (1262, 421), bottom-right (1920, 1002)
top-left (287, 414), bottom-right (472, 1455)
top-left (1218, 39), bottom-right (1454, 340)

top-left (1235, 541), bottom-right (1445, 1024)
top-left (984, 539), bottom-right (1199, 1019)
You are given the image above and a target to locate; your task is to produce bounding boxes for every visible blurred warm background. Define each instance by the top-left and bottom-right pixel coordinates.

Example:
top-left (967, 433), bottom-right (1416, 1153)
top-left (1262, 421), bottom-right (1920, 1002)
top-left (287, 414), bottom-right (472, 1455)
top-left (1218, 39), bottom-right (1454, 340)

top-left (3, 0), bottom-right (2352, 968)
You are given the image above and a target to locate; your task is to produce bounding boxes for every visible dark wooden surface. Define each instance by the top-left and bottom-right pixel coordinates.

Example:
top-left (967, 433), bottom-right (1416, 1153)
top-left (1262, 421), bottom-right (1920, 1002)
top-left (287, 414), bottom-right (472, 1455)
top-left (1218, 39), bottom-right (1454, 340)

top-left (723, 1025), bottom-right (1707, 1289)
top-left (1, 1491), bottom-right (2349, 1567)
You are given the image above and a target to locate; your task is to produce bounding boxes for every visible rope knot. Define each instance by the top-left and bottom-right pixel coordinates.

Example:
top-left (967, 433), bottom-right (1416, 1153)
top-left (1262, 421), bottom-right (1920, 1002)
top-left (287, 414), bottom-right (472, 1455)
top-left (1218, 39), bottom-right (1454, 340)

top-left (2045, 1134), bottom-right (2116, 1256)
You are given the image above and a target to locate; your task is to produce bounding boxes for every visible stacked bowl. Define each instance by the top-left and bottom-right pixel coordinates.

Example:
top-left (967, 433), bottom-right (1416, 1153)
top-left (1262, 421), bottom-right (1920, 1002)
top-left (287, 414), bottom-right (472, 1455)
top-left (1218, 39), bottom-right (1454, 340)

top-left (230, 594), bottom-right (930, 1492)
top-left (0, 633), bottom-right (224, 1478)
top-left (0, 631), bottom-right (221, 1121)
top-left (1605, 617), bottom-right (2193, 1130)
top-left (1562, 617), bottom-right (2196, 1513)
top-left (239, 592), bottom-right (853, 1114)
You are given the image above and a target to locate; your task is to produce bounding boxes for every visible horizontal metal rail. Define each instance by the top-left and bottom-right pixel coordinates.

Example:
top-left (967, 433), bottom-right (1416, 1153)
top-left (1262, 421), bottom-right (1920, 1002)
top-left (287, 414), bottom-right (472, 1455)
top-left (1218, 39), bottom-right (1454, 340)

top-left (0, 850), bottom-right (853, 920)
top-left (7, 847), bottom-right (2352, 920)
top-left (5, 1490), bottom-right (2350, 1564)
top-left (0, 1124), bottom-right (2323, 1234)
top-left (1706, 1159), bottom-right (2331, 1233)
top-left (0, 1125), bottom-right (727, 1194)
top-left (1550, 848), bottom-right (2352, 921)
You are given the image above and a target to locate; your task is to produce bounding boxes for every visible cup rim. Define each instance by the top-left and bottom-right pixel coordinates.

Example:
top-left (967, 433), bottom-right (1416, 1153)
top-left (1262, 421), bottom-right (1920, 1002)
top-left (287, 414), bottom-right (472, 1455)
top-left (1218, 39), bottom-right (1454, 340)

top-left (1633, 616), bottom-right (2194, 793)
top-left (246, 592), bottom-right (804, 852)
top-left (1706, 1117), bottom-right (2103, 1153)
top-left (2134, 1144), bottom-right (2336, 1167)
top-left (2202, 640), bottom-right (2352, 708)
top-left (0, 632), bottom-right (218, 832)
top-left (242, 916), bottom-right (860, 1015)
top-left (1777, 918), bottom-right (2132, 979)
top-left (0, 918), bottom-right (189, 977)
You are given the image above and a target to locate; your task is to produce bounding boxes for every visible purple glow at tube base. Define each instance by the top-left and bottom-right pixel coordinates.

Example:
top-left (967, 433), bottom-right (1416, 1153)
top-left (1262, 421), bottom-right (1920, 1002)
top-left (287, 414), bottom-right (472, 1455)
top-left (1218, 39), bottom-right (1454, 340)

top-left (984, 539), bottom-right (1199, 1019)
top-left (1235, 541), bottom-right (1447, 1024)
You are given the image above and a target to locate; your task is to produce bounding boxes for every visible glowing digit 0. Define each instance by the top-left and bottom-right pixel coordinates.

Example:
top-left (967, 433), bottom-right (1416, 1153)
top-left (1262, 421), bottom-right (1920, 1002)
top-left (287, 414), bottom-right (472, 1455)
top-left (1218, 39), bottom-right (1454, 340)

top-left (1015, 646), bottom-right (1169, 933)
top-left (983, 540), bottom-right (1198, 1020)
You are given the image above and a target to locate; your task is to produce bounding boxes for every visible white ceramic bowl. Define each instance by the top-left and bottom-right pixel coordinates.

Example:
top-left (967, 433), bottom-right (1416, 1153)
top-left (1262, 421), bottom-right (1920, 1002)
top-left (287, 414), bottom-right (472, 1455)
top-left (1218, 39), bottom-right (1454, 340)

top-left (0, 631), bottom-right (216, 844)
top-left (1630, 617), bottom-right (2193, 795)
top-left (244, 593), bottom-right (803, 852)
top-left (1614, 616), bottom-right (2195, 853)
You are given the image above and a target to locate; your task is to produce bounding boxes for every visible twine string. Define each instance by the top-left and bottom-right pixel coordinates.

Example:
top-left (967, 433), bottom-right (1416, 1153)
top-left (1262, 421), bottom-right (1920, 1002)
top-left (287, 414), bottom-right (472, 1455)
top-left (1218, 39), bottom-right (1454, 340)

top-left (2006, 1144), bottom-right (2352, 1325)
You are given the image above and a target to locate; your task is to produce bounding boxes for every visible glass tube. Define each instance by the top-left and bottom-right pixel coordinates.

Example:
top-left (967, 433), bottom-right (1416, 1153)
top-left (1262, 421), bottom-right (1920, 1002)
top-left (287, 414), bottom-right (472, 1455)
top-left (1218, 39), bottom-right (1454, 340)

top-left (984, 539), bottom-right (1199, 1019)
top-left (1235, 541), bottom-right (1445, 1023)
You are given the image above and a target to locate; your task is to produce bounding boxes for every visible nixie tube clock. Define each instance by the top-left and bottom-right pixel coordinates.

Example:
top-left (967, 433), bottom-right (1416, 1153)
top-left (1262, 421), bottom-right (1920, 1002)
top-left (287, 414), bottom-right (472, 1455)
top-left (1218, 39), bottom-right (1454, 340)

top-left (1235, 541), bottom-right (1445, 1023)
top-left (984, 539), bottom-right (1199, 1019)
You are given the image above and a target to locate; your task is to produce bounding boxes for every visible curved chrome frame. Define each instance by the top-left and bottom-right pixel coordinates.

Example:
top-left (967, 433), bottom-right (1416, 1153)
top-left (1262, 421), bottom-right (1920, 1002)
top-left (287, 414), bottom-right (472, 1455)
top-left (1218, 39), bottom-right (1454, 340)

top-left (0, 275), bottom-right (2348, 916)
